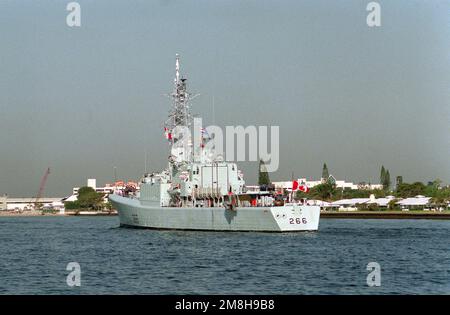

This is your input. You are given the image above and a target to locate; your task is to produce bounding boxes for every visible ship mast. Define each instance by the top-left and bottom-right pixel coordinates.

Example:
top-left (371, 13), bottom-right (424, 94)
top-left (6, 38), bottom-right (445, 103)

top-left (164, 54), bottom-right (199, 164)
top-left (166, 54), bottom-right (193, 131)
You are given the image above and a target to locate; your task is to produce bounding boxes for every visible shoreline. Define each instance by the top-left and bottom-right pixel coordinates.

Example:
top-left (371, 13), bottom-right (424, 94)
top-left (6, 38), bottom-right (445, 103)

top-left (320, 211), bottom-right (450, 220)
top-left (0, 211), bottom-right (118, 217)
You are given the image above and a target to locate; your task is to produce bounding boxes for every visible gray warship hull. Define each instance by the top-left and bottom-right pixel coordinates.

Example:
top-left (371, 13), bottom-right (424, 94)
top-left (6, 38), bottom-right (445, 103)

top-left (110, 194), bottom-right (320, 232)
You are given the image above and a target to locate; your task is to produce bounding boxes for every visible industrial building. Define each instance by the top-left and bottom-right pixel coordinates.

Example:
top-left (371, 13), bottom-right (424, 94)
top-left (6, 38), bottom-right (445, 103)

top-left (0, 196), bottom-right (64, 211)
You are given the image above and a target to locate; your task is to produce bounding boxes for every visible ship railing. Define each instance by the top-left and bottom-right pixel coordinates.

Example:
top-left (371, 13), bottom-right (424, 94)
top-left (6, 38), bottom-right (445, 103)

top-left (192, 187), bottom-right (222, 199)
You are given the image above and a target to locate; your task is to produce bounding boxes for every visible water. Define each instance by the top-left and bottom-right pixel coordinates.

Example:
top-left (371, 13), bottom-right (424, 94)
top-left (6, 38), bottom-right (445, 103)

top-left (0, 216), bottom-right (448, 294)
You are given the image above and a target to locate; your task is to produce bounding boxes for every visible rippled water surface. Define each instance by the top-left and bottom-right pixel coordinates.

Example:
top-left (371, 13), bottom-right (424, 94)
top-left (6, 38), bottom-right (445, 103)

top-left (0, 216), bottom-right (448, 294)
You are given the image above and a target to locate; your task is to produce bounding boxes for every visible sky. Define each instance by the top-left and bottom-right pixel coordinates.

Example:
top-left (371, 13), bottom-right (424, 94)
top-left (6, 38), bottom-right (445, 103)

top-left (0, 0), bottom-right (449, 197)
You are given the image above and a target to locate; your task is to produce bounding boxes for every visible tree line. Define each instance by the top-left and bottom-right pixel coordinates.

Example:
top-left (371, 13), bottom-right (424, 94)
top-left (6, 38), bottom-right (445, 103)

top-left (291, 163), bottom-right (450, 203)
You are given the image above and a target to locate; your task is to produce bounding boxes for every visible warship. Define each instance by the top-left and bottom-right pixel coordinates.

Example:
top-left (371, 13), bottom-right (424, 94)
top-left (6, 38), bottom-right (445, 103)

top-left (109, 55), bottom-right (320, 232)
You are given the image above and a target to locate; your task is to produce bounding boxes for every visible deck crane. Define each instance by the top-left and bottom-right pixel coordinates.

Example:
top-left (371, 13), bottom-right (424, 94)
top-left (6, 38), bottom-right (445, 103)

top-left (34, 167), bottom-right (50, 210)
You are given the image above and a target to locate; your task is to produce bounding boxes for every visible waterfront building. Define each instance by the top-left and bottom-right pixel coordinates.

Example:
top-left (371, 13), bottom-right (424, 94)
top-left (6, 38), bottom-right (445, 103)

top-left (0, 197), bottom-right (64, 211)
top-left (272, 176), bottom-right (383, 191)
top-left (0, 194), bottom-right (7, 210)
top-left (397, 196), bottom-right (431, 210)
top-left (327, 195), bottom-right (395, 211)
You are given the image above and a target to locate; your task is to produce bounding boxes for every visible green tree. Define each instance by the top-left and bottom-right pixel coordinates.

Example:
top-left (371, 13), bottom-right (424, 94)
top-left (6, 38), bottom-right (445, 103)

top-left (322, 163), bottom-right (329, 181)
top-left (104, 201), bottom-right (114, 213)
top-left (424, 180), bottom-right (450, 209)
top-left (297, 182), bottom-right (336, 201)
top-left (64, 200), bottom-right (80, 210)
top-left (380, 166), bottom-right (391, 190)
top-left (76, 186), bottom-right (104, 210)
top-left (387, 199), bottom-right (400, 210)
top-left (380, 166), bottom-right (386, 186)
top-left (258, 160), bottom-right (271, 186)
top-left (396, 176), bottom-right (403, 187)
top-left (424, 179), bottom-right (442, 197)
top-left (315, 182), bottom-right (336, 200)
top-left (384, 170), bottom-right (391, 190)
top-left (395, 182), bottom-right (426, 198)
top-left (340, 188), bottom-right (385, 200)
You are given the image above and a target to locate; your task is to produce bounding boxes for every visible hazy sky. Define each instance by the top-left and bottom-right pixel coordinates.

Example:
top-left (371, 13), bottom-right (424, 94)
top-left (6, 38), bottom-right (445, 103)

top-left (0, 0), bottom-right (449, 197)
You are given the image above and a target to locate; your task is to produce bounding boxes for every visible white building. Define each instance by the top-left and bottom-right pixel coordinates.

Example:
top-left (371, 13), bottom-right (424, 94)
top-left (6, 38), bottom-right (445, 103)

top-left (397, 196), bottom-right (431, 210)
top-left (2, 197), bottom-right (64, 211)
top-left (304, 199), bottom-right (332, 207)
top-left (329, 198), bottom-right (371, 211)
top-left (87, 179), bottom-right (97, 190)
top-left (323, 195), bottom-right (440, 211)
top-left (272, 175), bottom-right (383, 191)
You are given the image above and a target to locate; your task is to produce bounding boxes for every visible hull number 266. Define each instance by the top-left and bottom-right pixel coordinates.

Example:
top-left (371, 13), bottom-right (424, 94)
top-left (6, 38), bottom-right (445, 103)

top-left (289, 218), bottom-right (307, 224)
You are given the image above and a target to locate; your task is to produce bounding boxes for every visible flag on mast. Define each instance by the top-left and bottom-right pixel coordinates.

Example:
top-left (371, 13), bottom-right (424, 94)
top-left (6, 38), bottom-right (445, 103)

top-left (164, 127), bottom-right (172, 141)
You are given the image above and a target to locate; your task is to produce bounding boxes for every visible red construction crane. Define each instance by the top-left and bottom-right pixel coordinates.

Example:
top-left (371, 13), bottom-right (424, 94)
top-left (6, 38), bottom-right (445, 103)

top-left (34, 167), bottom-right (50, 210)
